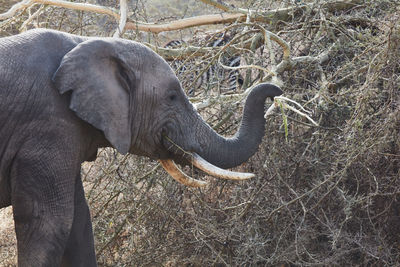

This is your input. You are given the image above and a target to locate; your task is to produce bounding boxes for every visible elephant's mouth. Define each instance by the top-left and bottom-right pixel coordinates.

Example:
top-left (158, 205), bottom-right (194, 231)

top-left (159, 135), bottom-right (255, 187)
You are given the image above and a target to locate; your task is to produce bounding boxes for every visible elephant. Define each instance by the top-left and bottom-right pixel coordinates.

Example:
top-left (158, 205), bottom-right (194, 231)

top-left (0, 29), bottom-right (282, 266)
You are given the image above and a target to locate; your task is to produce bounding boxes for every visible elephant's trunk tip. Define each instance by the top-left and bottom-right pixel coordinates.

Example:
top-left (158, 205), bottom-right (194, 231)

top-left (254, 83), bottom-right (283, 100)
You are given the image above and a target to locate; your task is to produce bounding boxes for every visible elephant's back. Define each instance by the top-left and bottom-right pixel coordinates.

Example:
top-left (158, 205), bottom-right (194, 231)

top-left (0, 29), bottom-right (84, 83)
top-left (0, 30), bottom-right (81, 126)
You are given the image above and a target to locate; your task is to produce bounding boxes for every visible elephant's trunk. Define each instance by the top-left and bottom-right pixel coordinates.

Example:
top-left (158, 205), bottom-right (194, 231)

top-left (161, 83), bottom-right (282, 187)
top-left (194, 83), bottom-right (282, 169)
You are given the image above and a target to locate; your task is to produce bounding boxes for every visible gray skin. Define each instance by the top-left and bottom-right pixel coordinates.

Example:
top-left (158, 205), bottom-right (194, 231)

top-left (0, 29), bottom-right (282, 266)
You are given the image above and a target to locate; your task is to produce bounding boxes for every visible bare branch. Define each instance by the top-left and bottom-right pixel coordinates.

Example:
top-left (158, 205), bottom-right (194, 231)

top-left (20, 4), bottom-right (44, 31)
top-left (126, 13), bottom-right (245, 34)
top-left (0, 0), bottom-right (119, 21)
top-left (0, 0), bottom-right (31, 20)
top-left (198, 0), bottom-right (237, 13)
top-left (126, 0), bottom-right (364, 33)
top-left (113, 0), bottom-right (128, 38)
top-left (1, 0), bottom-right (364, 34)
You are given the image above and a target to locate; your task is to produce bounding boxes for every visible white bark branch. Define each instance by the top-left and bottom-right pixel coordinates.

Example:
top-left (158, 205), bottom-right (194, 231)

top-left (113, 0), bottom-right (128, 38)
top-left (0, 0), bottom-right (31, 20)
top-left (0, 0), bottom-right (118, 21)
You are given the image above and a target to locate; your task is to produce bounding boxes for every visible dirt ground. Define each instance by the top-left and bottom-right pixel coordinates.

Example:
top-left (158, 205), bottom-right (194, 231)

top-left (0, 207), bottom-right (17, 266)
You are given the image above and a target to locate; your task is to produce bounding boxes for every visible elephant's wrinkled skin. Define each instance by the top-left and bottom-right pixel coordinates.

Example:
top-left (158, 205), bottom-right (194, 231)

top-left (0, 29), bottom-right (282, 266)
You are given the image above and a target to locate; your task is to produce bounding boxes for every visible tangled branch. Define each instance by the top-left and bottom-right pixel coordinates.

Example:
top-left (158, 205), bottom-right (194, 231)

top-left (2, 1), bottom-right (398, 266)
top-left (1, 0), bottom-right (364, 34)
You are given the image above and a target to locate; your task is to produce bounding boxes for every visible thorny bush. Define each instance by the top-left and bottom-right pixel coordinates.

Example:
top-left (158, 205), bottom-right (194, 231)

top-left (0, 0), bottom-right (399, 266)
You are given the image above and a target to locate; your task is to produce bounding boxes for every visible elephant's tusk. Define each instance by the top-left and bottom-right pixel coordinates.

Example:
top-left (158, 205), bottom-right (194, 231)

top-left (159, 159), bottom-right (208, 187)
top-left (191, 153), bottom-right (255, 180)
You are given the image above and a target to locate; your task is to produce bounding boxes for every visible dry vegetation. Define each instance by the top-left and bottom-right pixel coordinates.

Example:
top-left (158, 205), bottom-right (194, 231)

top-left (0, 0), bottom-right (399, 266)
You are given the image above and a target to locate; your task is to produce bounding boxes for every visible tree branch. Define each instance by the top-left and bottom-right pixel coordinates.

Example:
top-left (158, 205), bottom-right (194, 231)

top-left (1, 0), bottom-right (364, 34)
top-left (125, 13), bottom-right (245, 34)
top-left (0, 0), bottom-right (31, 20)
top-left (0, 0), bottom-right (118, 21)
top-left (113, 0), bottom-right (127, 38)
top-left (198, 0), bottom-right (238, 13)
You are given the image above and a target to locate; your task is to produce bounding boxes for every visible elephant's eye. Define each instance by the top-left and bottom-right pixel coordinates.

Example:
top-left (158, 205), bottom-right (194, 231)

top-left (168, 94), bottom-right (177, 102)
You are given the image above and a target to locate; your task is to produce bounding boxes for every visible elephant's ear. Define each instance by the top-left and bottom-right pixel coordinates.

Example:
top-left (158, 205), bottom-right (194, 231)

top-left (53, 39), bottom-right (133, 154)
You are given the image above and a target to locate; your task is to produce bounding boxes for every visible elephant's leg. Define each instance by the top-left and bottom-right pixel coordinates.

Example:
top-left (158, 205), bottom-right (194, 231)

top-left (61, 175), bottom-right (97, 267)
top-left (11, 147), bottom-right (79, 266)
top-left (12, 185), bottom-right (75, 266)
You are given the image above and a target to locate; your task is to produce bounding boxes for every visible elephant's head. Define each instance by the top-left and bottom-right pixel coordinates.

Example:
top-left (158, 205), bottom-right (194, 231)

top-left (53, 37), bottom-right (282, 186)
